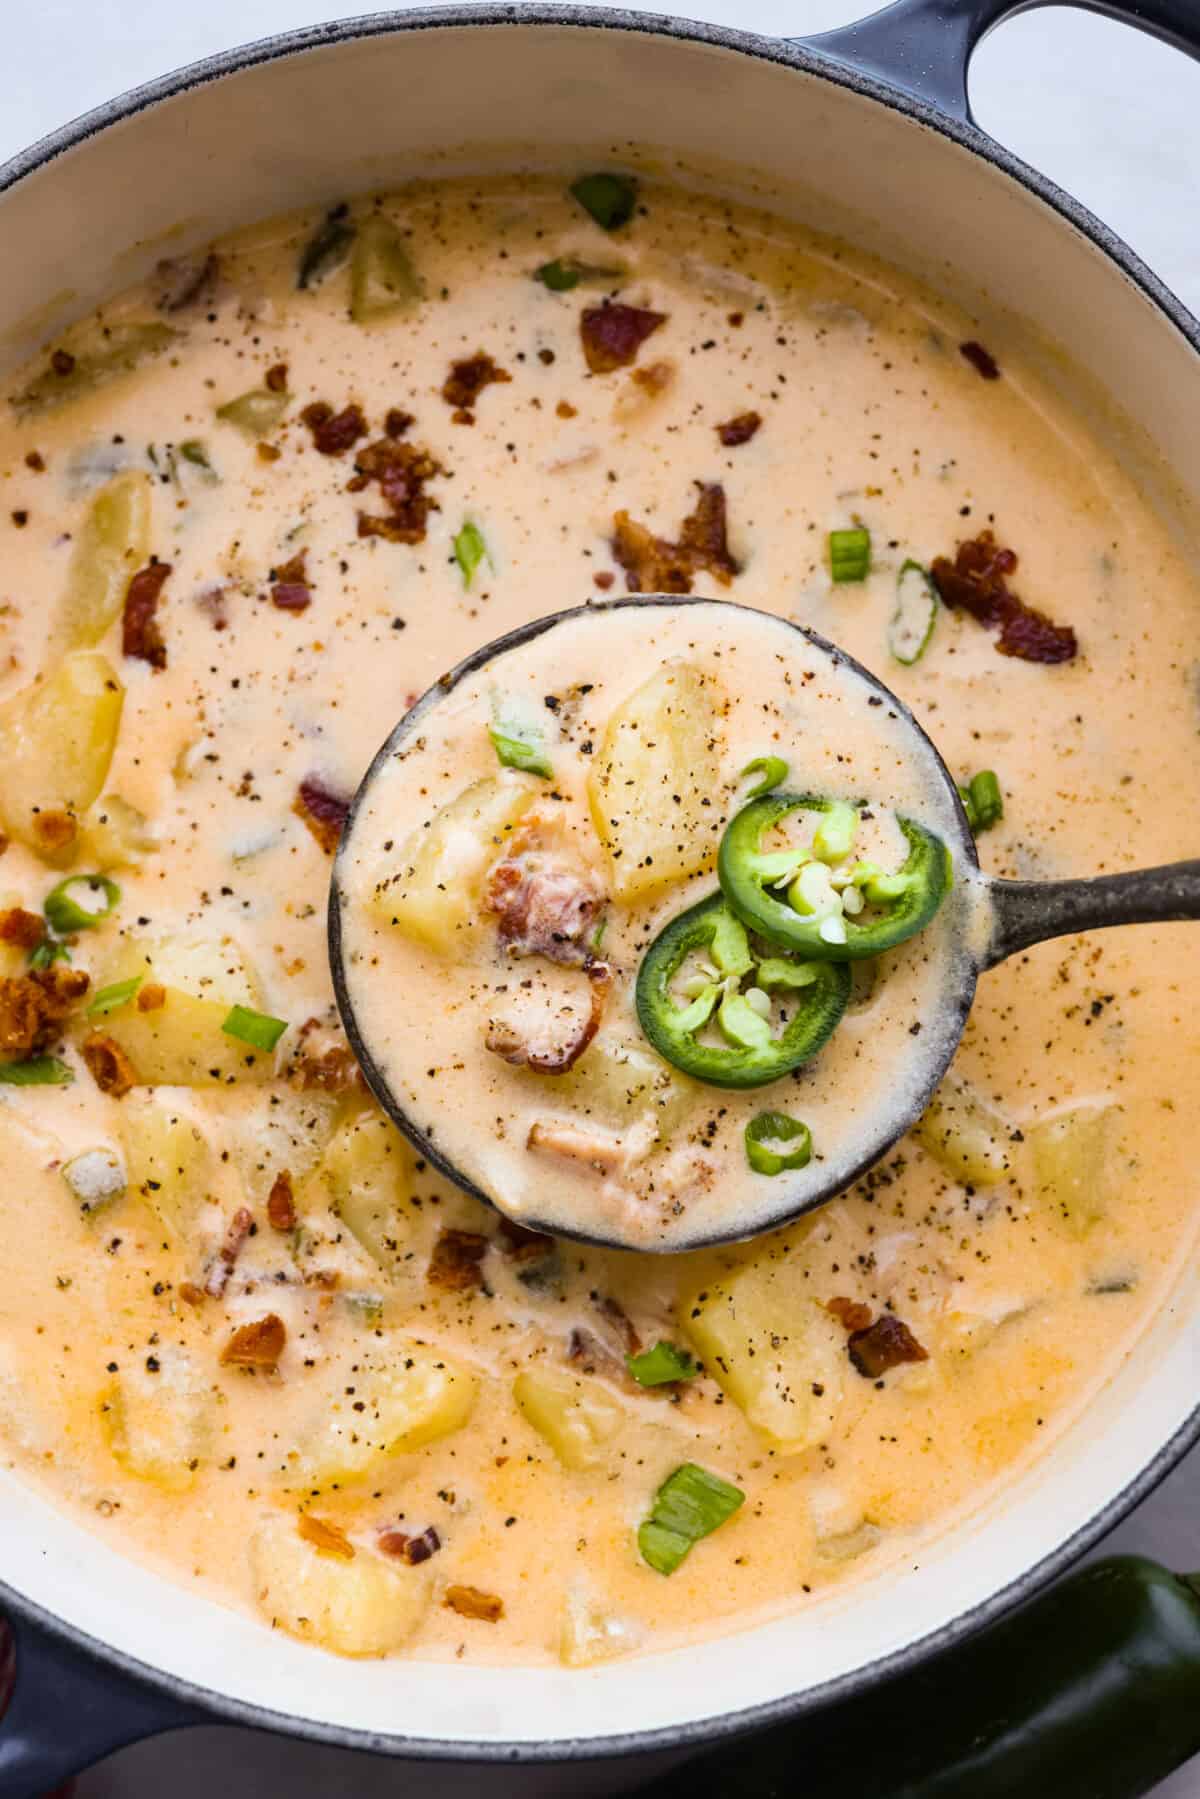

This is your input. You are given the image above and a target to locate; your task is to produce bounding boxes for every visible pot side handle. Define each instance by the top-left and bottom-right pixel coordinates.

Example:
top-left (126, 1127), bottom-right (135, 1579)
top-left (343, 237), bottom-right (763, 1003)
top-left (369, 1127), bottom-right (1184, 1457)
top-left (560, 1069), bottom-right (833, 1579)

top-left (799, 0), bottom-right (1200, 124)
top-left (0, 1609), bottom-right (204, 1797)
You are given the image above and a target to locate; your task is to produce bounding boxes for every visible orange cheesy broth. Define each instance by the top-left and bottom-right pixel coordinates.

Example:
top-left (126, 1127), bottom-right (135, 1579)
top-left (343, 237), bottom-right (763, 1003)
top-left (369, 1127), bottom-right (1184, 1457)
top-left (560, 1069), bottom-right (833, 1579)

top-left (0, 168), bottom-right (1192, 1663)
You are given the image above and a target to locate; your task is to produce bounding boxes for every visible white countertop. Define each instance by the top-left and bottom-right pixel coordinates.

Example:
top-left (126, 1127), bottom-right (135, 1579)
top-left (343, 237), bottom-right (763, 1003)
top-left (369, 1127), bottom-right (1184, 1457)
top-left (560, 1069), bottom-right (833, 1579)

top-left (5, 3), bottom-right (1200, 1793)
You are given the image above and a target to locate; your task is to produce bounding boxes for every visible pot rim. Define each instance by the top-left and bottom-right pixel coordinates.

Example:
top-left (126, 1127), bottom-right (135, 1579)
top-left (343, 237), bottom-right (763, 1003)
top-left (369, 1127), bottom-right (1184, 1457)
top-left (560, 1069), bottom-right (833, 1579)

top-left (2, 1), bottom-right (1199, 1763)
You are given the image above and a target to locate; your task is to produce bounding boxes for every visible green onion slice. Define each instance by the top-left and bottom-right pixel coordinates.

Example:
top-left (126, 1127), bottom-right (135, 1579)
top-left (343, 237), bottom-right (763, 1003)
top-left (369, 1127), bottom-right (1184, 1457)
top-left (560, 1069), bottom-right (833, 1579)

top-left (43, 874), bottom-right (120, 935)
top-left (535, 259), bottom-right (583, 292)
top-left (829, 526), bottom-right (871, 584)
top-left (0, 1056), bottom-right (74, 1086)
top-left (88, 975), bottom-right (143, 1017)
top-left (28, 940), bottom-right (72, 970)
top-left (178, 440), bottom-right (219, 483)
top-left (222, 1005), bottom-right (288, 1053)
top-left (454, 521), bottom-right (488, 589)
top-left (216, 388), bottom-right (289, 438)
top-left (745, 1110), bottom-right (814, 1176)
top-left (637, 1462), bottom-right (744, 1575)
top-left (627, 1342), bottom-right (697, 1387)
top-left (740, 755), bottom-right (788, 800)
top-left (569, 172), bottom-right (637, 231)
top-left (958, 769), bottom-right (1004, 834)
top-left (889, 559), bottom-right (939, 664)
top-left (297, 203), bottom-right (355, 289)
top-left (489, 701), bottom-right (553, 780)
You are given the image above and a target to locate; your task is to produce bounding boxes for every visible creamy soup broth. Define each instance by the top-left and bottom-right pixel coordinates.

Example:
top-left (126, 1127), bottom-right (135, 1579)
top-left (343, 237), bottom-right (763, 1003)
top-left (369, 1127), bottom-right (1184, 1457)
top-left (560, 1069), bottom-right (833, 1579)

top-left (0, 170), bottom-right (1196, 1664)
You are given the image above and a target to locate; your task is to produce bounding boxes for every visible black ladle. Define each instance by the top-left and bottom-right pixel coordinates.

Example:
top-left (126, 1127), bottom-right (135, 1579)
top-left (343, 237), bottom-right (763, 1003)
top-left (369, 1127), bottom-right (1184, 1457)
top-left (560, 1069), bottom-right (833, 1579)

top-left (330, 597), bottom-right (1200, 1252)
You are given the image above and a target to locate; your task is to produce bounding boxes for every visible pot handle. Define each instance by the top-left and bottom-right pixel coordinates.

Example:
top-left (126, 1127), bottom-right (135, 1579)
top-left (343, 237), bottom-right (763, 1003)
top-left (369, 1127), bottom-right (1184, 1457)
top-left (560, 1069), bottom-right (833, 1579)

top-left (0, 1609), bottom-right (204, 1797)
top-left (800, 0), bottom-right (1200, 125)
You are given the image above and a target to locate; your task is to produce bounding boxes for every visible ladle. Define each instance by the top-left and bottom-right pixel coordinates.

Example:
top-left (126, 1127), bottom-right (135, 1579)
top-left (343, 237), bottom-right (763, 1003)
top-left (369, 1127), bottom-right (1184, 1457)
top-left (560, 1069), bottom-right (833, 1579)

top-left (330, 597), bottom-right (1200, 1251)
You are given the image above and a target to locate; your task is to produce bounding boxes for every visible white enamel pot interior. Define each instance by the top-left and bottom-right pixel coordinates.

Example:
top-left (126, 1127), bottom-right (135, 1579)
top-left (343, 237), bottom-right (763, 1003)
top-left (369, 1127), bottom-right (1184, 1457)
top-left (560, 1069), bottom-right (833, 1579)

top-left (2, 1), bottom-right (1200, 1765)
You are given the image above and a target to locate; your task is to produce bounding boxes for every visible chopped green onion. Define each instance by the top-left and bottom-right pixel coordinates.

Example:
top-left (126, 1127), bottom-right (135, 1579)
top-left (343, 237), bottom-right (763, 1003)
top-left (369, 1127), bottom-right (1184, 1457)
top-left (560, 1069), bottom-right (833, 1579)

top-left (755, 957), bottom-right (819, 990)
top-left (637, 1463), bottom-right (744, 1575)
top-left (627, 1341), bottom-right (697, 1387)
top-left (43, 873), bottom-right (120, 935)
top-left (889, 559), bottom-right (938, 664)
top-left (829, 526), bottom-right (871, 584)
top-left (453, 521), bottom-right (488, 589)
top-left (178, 440), bottom-right (219, 483)
top-left (534, 259), bottom-right (583, 292)
top-left (569, 173), bottom-right (637, 232)
top-left (88, 975), bottom-right (143, 1017)
top-left (489, 703), bottom-right (553, 780)
top-left (591, 915), bottom-right (609, 952)
top-left (222, 1005), bottom-right (288, 1053)
top-left (745, 1110), bottom-right (813, 1176)
top-left (958, 769), bottom-right (1004, 834)
top-left (297, 203), bottom-right (355, 289)
top-left (0, 1057), bottom-right (73, 1086)
top-left (740, 755), bottom-right (788, 800)
top-left (28, 940), bottom-right (72, 970)
top-left (216, 388), bottom-right (289, 438)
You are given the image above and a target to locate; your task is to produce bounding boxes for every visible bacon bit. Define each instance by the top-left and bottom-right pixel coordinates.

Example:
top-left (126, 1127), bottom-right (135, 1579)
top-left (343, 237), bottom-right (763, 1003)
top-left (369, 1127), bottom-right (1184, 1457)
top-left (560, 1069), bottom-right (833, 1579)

top-left (960, 340), bottom-right (1000, 380)
top-left (31, 811), bottom-right (77, 860)
top-left (848, 1313), bottom-right (929, 1379)
top-left (290, 1041), bottom-right (362, 1094)
top-left (136, 983), bottom-right (166, 1013)
top-left (0, 966), bottom-right (90, 1059)
top-left (580, 303), bottom-right (666, 375)
top-left (156, 252), bottom-right (220, 313)
top-left (556, 400), bottom-right (578, 420)
top-left (385, 408), bottom-right (414, 439)
top-left (593, 571), bottom-right (614, 591)
top-left (717, 410), bottom-right (762, 447)
top-left (221, 1313), bottom-right (286, 1369)
top-left (257, 444), bottom-right (281, 465)
top-left (178, 1281), bottom-right (205, 1307)
top-left (194, 585), bottom-right (229, 631)
top-left (50, 349), bottom-right (76, 377)
top-left (826, 1295), bottom-right (874, 1333)
top-left (81, 1032), bottom-right (135, 1097)
top-left (428, 1229), bottom-right (489, 1293)
top-left (122, 561), bottom-right (171, 670)
top-left (205, 1206), bottom-right (254, 1298)
top-left (265, 362), bottom-right (289, 393)
top-left (483, 814), bottom-right (606, 967)
top-left (931, 531), bottom-right (1077, 663)
top-left (0, 907), bottom-right (45, 951)
top-left (527, 1118), bottom-right (625, 1172)
top-left (350, 438), bottom-right (444, 543)
top-left (443, 1585), bottom-right (504, 1622)
top-left (270, 549), bottom-right (312, 612)
top-left (300, 401), bottom-right (367, 457)
top-left (24, 451), bottom-right (45, 473)
top-left (293, 776), bottom-right (350, 855)
top-left (612, 482), bottom-right (739, 593)
top-left (298, 1513), bottom-right (355, 1561)
top-left (487, 960), bottom-right (612, 1076)
top-left (378, 1524), bottom-right (441, 1565)
top-left (441, 352), bottom-right (511, 423)
top-left (496, 1216), bottom-right (553, 1264)
top-left (267, 1170), bottom-right (297, 1232)
top-left (631, 360), bottom-right (674, 397)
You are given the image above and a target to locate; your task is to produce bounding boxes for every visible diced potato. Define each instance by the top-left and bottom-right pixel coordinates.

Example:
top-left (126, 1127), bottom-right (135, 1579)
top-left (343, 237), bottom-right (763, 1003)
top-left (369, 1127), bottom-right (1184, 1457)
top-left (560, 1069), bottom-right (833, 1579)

top-left (0, 653), bottom-right (124, 860)
top-left (370, 777), bottom-right (535, 955)
top-left (103, 1346), bottom-right (208, 1491)
top-left (559, 1585), bottom-right (642, 1667)
top-left (95, 934), bottom-right (273, 1087)
top-left (51, 471), bottom-right (152, 654)
top-left (301, 1345), bottom-right (477, 1485)
top-left (251, 1515), bottom-right (431, 1657)
top-left (318, 1108), bottom-right (416, 1271)
top-left (681, 1240), bottom-right (845, 1454)
top-left (1029, 1103), bottom-right (1118, 1236)
top-left (529, 1033), bottom-right (696, 1142)
top-left (513, 1368), bottom-right (623, 1471)
top-left (587, 662), bottom-right (722, 904)
top-left (62, 1147), bottom-right (127, 1218)
top-left (80, 794), bottom-right (158, 869)
top-left (912, 1071), bottom-right (1013, 1187)
top-left (120, 1094), bottom-right (211, 1239)
top-left (815, 1522), bottom-right (882, 1565)
top-left (231, 1087), bottom-right (339, 1207)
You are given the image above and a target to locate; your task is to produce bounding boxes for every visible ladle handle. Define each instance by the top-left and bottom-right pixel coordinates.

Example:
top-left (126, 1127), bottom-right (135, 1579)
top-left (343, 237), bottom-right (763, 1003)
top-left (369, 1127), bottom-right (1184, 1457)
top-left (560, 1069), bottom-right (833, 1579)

top-left (984, 860), bottom-right (1200, 969)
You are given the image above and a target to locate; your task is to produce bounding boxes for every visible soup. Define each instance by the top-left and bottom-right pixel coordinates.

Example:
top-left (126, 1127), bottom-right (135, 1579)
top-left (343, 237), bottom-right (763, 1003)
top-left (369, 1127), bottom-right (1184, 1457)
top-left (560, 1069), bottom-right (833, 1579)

top-left (0, 168), bottom-right (1196, 1664)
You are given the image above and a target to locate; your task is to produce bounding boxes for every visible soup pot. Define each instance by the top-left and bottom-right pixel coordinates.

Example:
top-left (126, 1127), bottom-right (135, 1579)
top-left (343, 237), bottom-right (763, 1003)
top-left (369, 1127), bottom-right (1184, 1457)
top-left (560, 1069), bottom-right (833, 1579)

top-left (2, 1), bottom-right (1200, 1793)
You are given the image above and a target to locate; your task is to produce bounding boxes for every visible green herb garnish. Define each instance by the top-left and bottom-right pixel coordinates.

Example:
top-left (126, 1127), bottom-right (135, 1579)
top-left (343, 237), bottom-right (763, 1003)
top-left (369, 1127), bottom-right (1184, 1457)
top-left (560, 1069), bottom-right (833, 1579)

top-left (0, 1057), bottom-right (74, 1086)
top-left (627, 1342), bottom-right (697, 1387)
top-left (570, 173), bottom-right (637, 232)
top-left (221, 1005), bottom-right (288, 1053)
top-left (454, 521), bottom-right (488, 589)
top-left (637, 1463), bottom-right (744, 1575)
top-left (489, 703), bottom-right (553, 780)
top-left (28, 940), bottom-right (72, 971)
top-left (829, 526), bottom-right (871, 584)
top-left (745, 1110), bottom-right (814, 1176)
top-left (889, 559), bottom-right (938, 664)
top-left (179, 440), bottom-right (219, 483)
top-left (43, 874), bottom-right (120, 935)
top-left (88, 975), bottom-right (143, 1017)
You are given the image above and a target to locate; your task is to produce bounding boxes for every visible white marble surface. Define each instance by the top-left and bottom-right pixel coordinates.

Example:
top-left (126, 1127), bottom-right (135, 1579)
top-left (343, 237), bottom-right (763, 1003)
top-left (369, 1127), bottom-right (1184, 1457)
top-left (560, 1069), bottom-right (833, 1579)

top-left (5, 2), bottom-right (1200, 1793)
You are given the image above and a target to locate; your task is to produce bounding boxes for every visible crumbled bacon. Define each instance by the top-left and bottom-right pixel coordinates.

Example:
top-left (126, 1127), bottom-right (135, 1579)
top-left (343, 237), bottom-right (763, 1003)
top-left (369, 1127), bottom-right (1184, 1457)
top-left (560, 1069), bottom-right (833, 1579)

top-left (428, 1229), bottom-right (489, 1293)
top-left (483, 814), bottom-right (605, 967)
top-left (270, 549), bottom-right (312, 612)
top-left (136, 983), bottom-right (165, 1013)
top-left (155, 252), bottom-right (220, 314)
top-left (292, 1042), bottom-right (361, 1093)
top-left (931, 531), bottom-right (1077, 663)
top-left (122, 561), bottom-right (170, 669)
top-left (80, 1032), bottom-right (135, 1097)
top-left (265, 362), bottom-right (289, 393)
top-left (486, 960), bottom-right (612, 1076)
top-left (379, 1524), bottom-right (441, 1565)
top-left (349, 438), bottom-right (444, 542)
top-left (630, 360), bottom-right (674, 397)
top-left (959, 340), bottom-right (1000, 380)
top-left (205, 1206), bottom-right (254, 1298)
top-left (0, 966), bottom-right (90, 1059)
top-left (31, 812), bottom-right (76, 860)
top-left (717, 410), bottom-right (762, 447)
top-left (580, 303), bottom-right (666, 374)
top-left (293, 776), bottom-right (350, 855)
top-left (0, 908), bottom-right (45, 951)
top-left (848, 1313), bottom-right (929, 1379)
top-left (443, 1584), bottom-right (504, 1622)
top-left (267, 1170), bottom-right (297, 1233)
top-left (496, 1216), bottom-right (554, 1265)
top-left (298, 1513), bottom-right (355, 1560)
top-left (441, 352), bottom-right (511, 423)
top-left (612, 482), bottom-right (739, 593)
top-left (385, 408), bottom-right (414, 439)
top-left (826, 1295), bottom-right (873, 1333)
top-left (301, 401), bottom-right (367, 457)
top-left (221, 1313), bottom-right (286, 1369)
